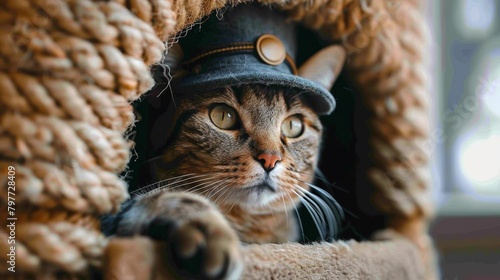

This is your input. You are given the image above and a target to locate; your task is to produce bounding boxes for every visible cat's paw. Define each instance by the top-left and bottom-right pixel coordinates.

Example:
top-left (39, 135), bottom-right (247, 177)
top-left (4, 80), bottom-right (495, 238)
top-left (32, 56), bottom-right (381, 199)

top-left (144, 203), bottom-right (243, 279)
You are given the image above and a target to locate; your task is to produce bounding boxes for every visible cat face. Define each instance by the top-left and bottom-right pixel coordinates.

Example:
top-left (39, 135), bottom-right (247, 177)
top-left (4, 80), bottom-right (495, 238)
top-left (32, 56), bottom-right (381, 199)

top-left (154, 85), bottom-right (322, 212)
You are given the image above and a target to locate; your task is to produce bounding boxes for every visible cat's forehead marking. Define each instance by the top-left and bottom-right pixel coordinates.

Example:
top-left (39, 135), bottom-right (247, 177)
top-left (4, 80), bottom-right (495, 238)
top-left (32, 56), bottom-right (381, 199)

top-left (208, 87), bottom-right (239, 104)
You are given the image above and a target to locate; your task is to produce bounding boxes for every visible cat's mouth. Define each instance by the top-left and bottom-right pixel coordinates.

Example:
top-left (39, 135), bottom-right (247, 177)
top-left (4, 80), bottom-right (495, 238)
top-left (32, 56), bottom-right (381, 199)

top-left (244, 176), bottom-right (278, 193)
top-left (246, 181), bottom-right (276, 193)
top-left (236, 178), bottom-right (281, 206)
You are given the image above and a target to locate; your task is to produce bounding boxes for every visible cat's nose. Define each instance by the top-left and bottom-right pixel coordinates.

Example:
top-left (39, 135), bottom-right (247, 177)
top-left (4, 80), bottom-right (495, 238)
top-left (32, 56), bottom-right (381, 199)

top-left (257, 153), bottom-right (282, 172)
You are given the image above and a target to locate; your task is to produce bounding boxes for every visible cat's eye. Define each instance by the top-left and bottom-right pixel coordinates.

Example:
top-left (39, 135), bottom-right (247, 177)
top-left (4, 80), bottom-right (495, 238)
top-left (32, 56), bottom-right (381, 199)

top-left (281, 115), bottom-right (304, 138)
top-left (209, 104), bottom-right (239, 130)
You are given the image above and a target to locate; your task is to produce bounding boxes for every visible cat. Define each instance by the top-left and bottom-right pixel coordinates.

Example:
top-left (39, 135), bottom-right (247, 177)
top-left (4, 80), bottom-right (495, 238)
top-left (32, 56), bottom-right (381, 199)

top-left (109, 58), bottom-right (344, 280)
top-left (106, 5), bottom-right (346, 279)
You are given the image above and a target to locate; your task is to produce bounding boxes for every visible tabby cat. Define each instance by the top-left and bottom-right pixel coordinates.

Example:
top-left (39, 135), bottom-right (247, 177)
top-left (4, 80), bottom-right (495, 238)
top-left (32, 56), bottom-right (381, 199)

top-left (110, 50), bottom-right (344, 280)
top-left (109, 6), bottom-right (346, 278)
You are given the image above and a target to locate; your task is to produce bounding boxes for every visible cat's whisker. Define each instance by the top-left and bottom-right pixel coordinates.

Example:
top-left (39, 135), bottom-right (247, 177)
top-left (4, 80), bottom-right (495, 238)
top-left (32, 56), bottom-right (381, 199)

top-left (292, 189), bottom-right (325, 241)
top-left (296, 185), bottom-right (337, 241)
top-left (216, 186), bottom-right (235, 210)
top-left (305, 183), bottom-right (348, 220)
top-left (176, 180), bottom-right (233, 205)
top-left (294, 188), bottom-right (325, 223)
top-left (294, 187), bottom-right (330, 239)
top-left (298, 178), bottom-right (357, 221)
top-left (180, 177), bottom-right (228, 194)
top-left (135, 174), bottom-right (218, 199)
top-left (148, 172), bottom-right (203, 187)
top-left (196, 183), bottom-right (222, 197)
top-left (130, 173), bottom-right (208, 197)
top-left (278, 190), bottom-right (289, 230)
top-left (205, 180), bottom-right (232, 202)
top-left (164, 174), bottom-right (215, 189)
top-left (163, 175), bottom-right (218, 192)
top-left (284, 191), bottom-right (305, 241)
top-left (223, 189), bottom-right (240, 215)
top-left (210, 181), bottom-right (233, 206)
top-left (204, 183), bottom-right (224, 202)
top-left (131, 185), bottom-right (165, 198)
top-left (292, 169), bottom-right (349, 193)
top-left (203, 183), bottom-right (217, 200)
top-left (173, 176), bottom-right (225, 192)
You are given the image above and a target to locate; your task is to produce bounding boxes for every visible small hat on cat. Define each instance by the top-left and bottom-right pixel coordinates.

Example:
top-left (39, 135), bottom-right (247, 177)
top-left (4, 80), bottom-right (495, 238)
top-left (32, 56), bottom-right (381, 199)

top-left (171, 3), bottom-right (345, 115)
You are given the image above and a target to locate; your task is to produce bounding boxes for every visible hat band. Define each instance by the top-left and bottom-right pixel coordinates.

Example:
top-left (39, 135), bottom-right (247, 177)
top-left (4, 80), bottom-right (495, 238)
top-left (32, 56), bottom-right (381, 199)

top-left (182, 40), bottom-right (298, 75)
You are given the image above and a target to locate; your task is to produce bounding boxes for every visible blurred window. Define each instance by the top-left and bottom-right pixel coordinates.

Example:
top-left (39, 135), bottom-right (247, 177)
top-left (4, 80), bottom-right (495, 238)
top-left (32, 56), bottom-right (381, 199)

top-left (435, 0), bottom-right (500, 215)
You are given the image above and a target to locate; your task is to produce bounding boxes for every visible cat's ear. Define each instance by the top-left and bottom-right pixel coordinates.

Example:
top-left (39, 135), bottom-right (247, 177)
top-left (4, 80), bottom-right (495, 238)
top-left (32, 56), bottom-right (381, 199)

top-left (298, 45), bottom-right (346, 90)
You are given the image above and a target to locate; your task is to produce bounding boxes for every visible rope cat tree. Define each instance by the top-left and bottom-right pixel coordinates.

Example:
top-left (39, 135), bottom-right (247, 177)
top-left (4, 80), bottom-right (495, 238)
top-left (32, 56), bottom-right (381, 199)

top-left (0, 0), bottom-right (436, 279)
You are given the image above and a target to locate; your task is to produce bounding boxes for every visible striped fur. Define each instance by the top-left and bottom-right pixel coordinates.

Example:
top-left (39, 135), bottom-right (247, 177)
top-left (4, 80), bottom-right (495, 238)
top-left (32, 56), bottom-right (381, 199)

top-left (146, 85), bottom-right (322, 242)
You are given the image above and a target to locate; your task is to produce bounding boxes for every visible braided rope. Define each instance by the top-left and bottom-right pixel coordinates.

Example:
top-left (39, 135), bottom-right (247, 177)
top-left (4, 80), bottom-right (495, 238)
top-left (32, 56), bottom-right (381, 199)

top-left (0, 0), bottom-right (166, 276)
top-left (0, 0), bottom-right (434, 278)
top-left (342, 0), bottom-right (434, 224)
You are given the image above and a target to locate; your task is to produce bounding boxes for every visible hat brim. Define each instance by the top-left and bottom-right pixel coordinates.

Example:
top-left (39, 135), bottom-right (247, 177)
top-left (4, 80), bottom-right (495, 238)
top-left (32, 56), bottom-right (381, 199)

top-left (175, 64), bottom-right (336, 115)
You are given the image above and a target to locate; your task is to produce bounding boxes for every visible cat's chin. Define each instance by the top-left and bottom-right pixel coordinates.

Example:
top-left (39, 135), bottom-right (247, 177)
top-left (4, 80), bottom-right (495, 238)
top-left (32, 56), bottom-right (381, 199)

top-left (236, 201), bottom-right (281, 214)
top-left (236, 200), bottom-right (297, 215)
top-left (228, 189), bottom-right (299, 214)
top-left (228, 189), bottom-right (275, 208)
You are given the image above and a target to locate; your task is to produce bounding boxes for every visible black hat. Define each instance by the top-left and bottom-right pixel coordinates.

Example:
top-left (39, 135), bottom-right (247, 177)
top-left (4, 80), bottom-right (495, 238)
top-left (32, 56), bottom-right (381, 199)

top-left (173, 3), bottom-right (336, 115)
